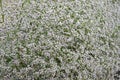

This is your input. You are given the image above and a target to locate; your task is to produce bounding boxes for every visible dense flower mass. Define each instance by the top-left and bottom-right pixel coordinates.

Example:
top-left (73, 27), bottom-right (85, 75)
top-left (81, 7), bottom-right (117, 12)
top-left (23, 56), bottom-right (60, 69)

top-left (0, 0), bottom-right (120, 80)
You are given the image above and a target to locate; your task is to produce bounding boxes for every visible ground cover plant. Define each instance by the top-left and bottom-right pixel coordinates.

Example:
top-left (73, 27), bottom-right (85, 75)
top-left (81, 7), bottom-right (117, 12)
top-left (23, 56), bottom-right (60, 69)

top-left (0, 0), bottom-right (120, 80)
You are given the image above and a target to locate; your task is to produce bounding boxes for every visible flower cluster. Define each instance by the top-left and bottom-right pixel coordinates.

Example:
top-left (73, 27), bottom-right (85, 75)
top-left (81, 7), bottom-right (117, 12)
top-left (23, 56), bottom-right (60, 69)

top-left (0, 0), bottom-right (120, 80)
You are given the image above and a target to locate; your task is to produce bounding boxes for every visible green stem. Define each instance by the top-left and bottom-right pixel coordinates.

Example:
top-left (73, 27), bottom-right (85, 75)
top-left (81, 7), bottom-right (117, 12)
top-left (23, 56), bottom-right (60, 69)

top-left (0, 0), bottom-right (2, 9)
top-left (0, 0), bottom-right (4, 23)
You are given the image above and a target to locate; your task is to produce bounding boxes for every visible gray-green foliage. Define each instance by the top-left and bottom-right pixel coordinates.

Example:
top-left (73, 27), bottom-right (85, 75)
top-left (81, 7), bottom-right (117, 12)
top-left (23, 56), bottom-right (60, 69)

top-left (0, 0), bottom-right (120, 80)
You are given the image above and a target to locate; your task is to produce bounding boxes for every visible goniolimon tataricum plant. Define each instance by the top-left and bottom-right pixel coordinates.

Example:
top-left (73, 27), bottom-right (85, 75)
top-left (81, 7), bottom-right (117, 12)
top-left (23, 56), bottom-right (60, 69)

top-left (0, 0), bottom-right (120, 80)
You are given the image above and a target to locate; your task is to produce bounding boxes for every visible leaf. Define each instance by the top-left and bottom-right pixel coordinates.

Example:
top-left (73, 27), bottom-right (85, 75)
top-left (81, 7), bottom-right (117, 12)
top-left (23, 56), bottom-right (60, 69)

top-left (22, 0), bottom-right (30, 8)
top-left (5, 56), bottom-right (13, 63)
top-left (27, 0), bottom-right (30, 3)
top-left (54, 57), bottom-right (61, 66)
top-left (85, 28), bottom-right (91, 35)
top-left (112, 0), bottom-right (117, 4)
